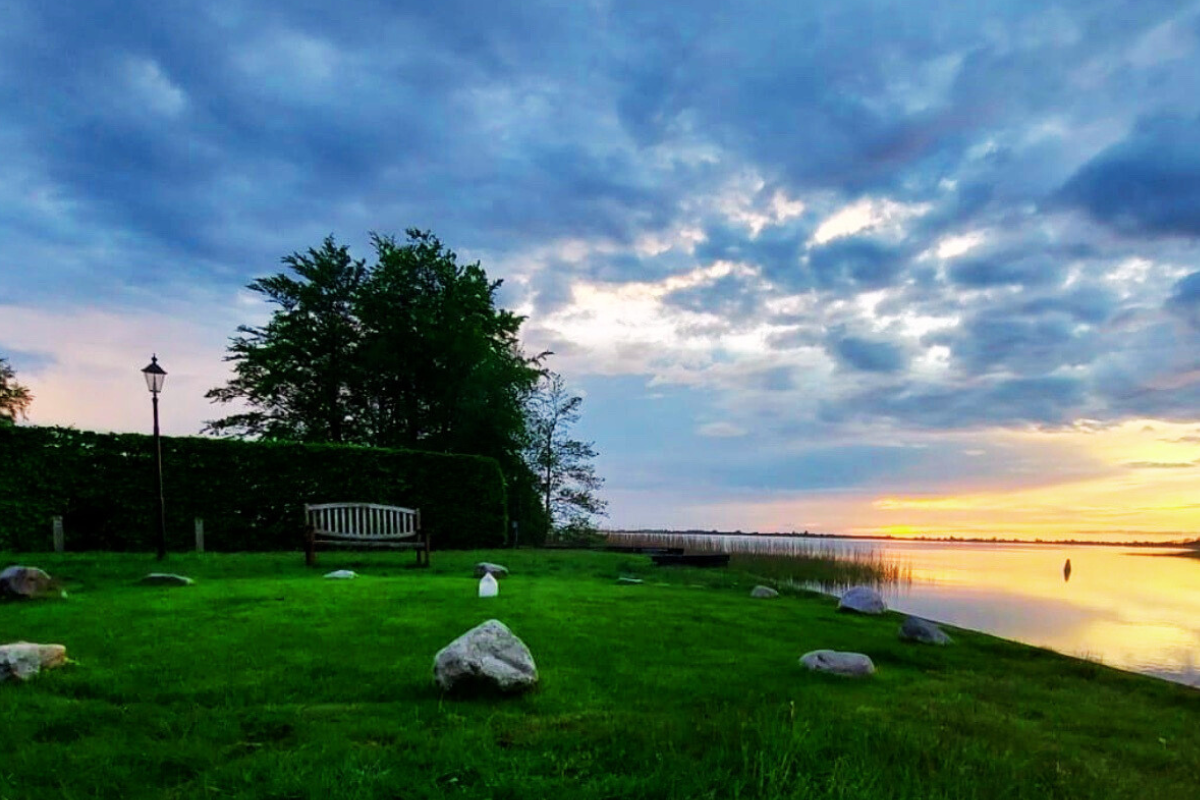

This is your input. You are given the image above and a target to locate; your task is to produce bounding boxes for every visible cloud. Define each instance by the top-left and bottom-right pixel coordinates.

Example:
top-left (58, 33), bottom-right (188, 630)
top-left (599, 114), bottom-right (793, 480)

top-left (823, 375), bottom-right (1088, 429)
top-left (948, 252), bottom-right (1063, 288)
top-left (1124, 461), bottom-right (1198, 469)
top-left (806, 236), bottom-right (911, 292)
top-left (1059, 114), bottom-right (1200, 237)
top-left (1165, 271), bottom-right (1200, 328)
top-left (826, 331), bottom-right (907, 373)
top-left (697, 421), bottom-right (747, 438)
top-left (5, 0), bottom-right (1200, 535)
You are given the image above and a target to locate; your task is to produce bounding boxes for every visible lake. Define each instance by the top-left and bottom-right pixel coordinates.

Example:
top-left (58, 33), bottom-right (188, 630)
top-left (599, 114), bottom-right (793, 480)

top-left (612, 533), bottom-right (1200, 688)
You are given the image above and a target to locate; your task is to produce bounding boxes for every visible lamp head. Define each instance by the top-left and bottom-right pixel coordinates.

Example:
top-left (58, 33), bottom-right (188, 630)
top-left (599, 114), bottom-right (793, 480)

top-left (141, 354), bottom-right (167, 393)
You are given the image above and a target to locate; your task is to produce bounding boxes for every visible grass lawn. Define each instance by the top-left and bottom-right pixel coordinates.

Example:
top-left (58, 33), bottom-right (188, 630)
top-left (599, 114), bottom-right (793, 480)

top-left (1, 550), bottom-right (1197, 799)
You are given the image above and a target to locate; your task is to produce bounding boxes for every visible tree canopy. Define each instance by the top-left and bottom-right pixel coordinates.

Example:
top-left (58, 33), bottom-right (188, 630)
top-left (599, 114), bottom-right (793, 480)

top-left (0, 357), bottom-right (33, 425)
top-left (205, 230), bottom-right (554, 539)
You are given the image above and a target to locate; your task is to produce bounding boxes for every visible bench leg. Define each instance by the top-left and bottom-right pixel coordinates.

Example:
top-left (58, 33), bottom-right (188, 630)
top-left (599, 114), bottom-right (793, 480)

top-left (304, 525), bottom-right (316, 567)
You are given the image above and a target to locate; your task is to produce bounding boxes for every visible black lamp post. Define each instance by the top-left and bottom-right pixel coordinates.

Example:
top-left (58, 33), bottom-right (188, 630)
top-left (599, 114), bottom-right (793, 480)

top-left (141, 355), bottom-right (168, 561)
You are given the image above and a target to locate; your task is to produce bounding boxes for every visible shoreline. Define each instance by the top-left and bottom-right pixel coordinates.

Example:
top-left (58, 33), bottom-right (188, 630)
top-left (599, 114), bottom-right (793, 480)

top-left (606, 529), bottom-right (1200, 549)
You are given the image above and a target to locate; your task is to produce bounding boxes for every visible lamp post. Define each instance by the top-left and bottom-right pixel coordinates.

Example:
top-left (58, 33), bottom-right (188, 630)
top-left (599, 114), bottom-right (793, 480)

top-left (141, 355), bottom-right (167, 561)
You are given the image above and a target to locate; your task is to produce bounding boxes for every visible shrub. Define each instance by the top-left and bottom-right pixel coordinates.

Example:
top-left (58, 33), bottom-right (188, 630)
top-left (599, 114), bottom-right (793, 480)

top-left (0, 426), bottom-right (507, 552)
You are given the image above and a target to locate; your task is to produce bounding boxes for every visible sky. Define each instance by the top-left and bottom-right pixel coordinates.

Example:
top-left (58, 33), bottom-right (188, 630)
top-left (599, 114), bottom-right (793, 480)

top-left (3, 0), bottom-right (1200, 541)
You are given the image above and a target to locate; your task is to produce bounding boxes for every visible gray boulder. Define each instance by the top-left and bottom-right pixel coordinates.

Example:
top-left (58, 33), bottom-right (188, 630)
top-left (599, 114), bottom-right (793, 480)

top-left (800, 649), bottom-right (876, 677)
top-left (0, 565), bottom-right (55, 599)
top-left (473, 562), bottom-right (508, 579)
top-left (750, 585), bottom-right (779, 599)
top-left (837, 586), bottom-right (886, 615)
top-left (0, 642), bottom-right (68, 682)
top-left (323, 570), bottom-right (357, 580)
top-left (140, 573), bottom-right (194, 587)
top-left (433, 619), bottom-right (537, 694)
top-left (617, 576), bottom-right (644, 584)
top-left (899, 616), bottom-right (952, 645)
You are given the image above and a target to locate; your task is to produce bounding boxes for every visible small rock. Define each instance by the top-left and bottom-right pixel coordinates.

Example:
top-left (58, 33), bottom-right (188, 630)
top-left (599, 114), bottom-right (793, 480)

top-left (750, 585), bottom-right (779, 599)
top-left (140, 573), bottom-right (194, 586)
top-left (474, 562), bottom-right (508, 579)
top-left (0, 566), bottom-right (56, 599)
top-left (899, 616), bottom-right (952, 645)
top-left (0, 642), bottom-right (68, 683)
top-left (837, 586), bottom-right (887, 615)
top-left (617, 576), bottom-right (644, 584)
top-left (800, 649), bottom-right (875, 677)
top-left (433, 619), bottom-right (537, 694)
top-left (478, 573), bottom-right (499, 597)
top-left (323, 570), bottom-right (357, 580)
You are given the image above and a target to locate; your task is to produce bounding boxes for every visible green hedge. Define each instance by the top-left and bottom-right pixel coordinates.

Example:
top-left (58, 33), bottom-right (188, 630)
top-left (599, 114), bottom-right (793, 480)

top-left (0, 426), bottom-right (507, 552)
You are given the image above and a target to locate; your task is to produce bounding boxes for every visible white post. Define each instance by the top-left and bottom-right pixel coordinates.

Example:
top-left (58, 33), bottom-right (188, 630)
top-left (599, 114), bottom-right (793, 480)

top-left (194, 517), bottom-right (205, 553)
top-left (52, 516), bottom-right (64, 553)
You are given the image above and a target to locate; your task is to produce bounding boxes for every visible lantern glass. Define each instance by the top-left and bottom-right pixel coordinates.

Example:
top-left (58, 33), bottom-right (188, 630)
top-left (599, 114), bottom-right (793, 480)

top-left (141, 355), bottom-right (167, 393)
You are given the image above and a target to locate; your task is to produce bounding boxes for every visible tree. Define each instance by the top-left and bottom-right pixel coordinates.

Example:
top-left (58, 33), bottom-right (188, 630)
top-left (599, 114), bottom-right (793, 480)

top-left (204, 236), bottom-right (367, 443)
top-left (205, 230), bottom-right (548, 539)
top-left (524, 371), bottom-right (607, 534)
top-left (0, 357), bottom-right (33, 425)
top-left (356, 230), bottom-right (541, 464)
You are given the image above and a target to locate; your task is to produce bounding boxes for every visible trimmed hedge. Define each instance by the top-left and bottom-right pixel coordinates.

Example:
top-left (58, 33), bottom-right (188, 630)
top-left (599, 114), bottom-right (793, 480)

top-left (0, 426), bottom-right (507, 552)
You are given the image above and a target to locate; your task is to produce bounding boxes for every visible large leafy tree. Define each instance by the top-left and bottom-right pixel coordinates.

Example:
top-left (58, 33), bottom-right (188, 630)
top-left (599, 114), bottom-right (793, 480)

top-left (524, 371), bottom-right (607, 534)
top-left (206, 231), bottom-right (547, 536)
top-left (0, 357), bottom-right (33, 425)
top-left (205, 236), bottom-right (367, 443)
top-left (357, 231), bottom-right (541, 463)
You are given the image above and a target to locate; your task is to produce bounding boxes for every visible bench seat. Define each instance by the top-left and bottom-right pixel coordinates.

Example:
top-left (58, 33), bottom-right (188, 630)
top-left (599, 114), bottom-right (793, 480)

top-left (304, 502), bottom-right (428, 567)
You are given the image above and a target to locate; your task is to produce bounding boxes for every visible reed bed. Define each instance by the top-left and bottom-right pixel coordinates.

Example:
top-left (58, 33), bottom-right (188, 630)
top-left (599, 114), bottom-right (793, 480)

top-left (604, 530), bottom-right (912, 591)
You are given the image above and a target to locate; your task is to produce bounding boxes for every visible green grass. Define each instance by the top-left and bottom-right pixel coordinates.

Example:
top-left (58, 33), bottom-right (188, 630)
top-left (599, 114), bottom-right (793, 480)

top-left (1, 550), bottom-right (1197, 800)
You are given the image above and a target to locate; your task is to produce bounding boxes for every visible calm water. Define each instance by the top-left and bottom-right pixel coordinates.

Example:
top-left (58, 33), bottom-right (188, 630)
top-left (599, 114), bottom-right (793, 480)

top-left (618, 533), bottom-right (1200, 688)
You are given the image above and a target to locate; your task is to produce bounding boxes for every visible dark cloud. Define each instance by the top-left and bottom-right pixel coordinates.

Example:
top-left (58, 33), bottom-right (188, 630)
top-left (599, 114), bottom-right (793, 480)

top-left (4, 0), bottom-right (1200, 452)
top-left (826, 331), bottom-right (907, 374)
top-left (948, 253), bottom-right (1064, 288)
top-left (806, 237), bottom-right (911, 292)
top-left (1165, 271), bottom-right (1200, 329)
top-left (934, 309), bottom-right (1098, 376)
top-left (693, 224), bottom-right (807, 283)
top-left (1017, 285), bottom-right (1117, 325)
top-left (822, 375), bottom-right (1087, 429)
top-left (1059, 115), bottom-right (1200, 238)
top-left (661, 273), bottom-right (765, 320)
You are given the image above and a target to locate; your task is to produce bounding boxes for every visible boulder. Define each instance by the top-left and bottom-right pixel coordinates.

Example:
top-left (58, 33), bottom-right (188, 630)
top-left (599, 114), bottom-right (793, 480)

top-left (837, 586), bottom-right (886, 615)
top-left (323, 570), bottom-right (357, 580)
top-left (473, 562), bottom-right (508, 579)
top-left (899, 616), bottom-right (952, 645)
top-left (433, 619), bottom-right (537, 694)
top-left (140, 573), bottom-right (194, 587)
top-left (0, 642), bottom-right (68, 683)
top-left (0, 565), bottom-right (55, 599)
top-left (617, 576), bottom-right (644, 584)
top-left (750, 585), bottom-right (779, 599)
top-left (800, 649), bottom-right (875, 677)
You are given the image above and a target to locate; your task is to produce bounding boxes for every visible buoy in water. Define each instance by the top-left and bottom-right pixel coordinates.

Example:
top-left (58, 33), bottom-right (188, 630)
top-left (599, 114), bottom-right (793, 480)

top-left (1063, 558), bottom-right (1072, 582)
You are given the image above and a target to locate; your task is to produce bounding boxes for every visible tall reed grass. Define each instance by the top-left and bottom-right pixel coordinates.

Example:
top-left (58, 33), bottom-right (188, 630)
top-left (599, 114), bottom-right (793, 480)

top-left (604, 530), bottom-right (911, 591)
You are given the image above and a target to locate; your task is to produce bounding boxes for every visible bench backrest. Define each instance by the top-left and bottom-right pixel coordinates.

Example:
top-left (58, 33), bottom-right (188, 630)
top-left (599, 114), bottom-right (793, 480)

top-left (305, 502), bottom-right (419, 540)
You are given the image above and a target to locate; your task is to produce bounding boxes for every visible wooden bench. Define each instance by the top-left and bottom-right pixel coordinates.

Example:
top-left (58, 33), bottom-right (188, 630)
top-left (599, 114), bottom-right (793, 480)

top-left (304, 502), bottom-right (428, 567)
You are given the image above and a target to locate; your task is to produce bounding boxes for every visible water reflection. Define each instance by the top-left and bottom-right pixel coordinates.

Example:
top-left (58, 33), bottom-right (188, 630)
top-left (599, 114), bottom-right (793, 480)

top-left (607, 532), bottom-right (1200, 688)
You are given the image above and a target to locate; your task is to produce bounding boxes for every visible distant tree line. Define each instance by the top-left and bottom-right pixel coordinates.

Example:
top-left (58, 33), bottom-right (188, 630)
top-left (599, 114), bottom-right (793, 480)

top-left (205, 230), bottom-right (605, 542)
